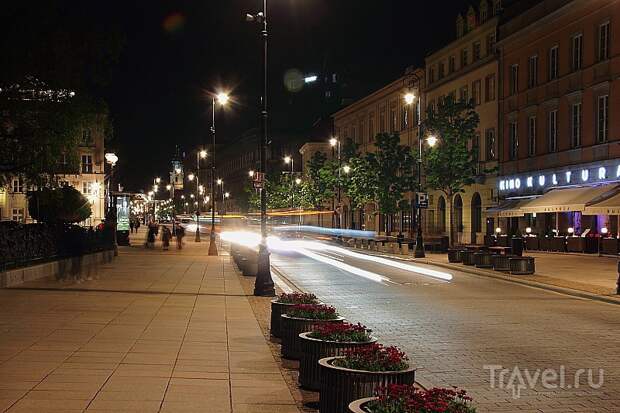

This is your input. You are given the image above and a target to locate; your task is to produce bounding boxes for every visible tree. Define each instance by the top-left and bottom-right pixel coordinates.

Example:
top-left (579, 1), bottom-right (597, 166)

top-left (423, 94), bottom-right (480, 246)
top-left (0, 82), bottom-right (111, 186)
top-left (303, 151), bottom-right (335, 210)
top-left (28, 186), bottom-right (92, 224)
top-left (365, 133), bottom-right (417, 234)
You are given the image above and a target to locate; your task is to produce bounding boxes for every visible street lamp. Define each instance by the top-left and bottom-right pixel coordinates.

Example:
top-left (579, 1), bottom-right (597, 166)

top-left (284, 156), bottom-right (295, 209)
top-left (105, 152), bottom-right (119, 255)
top-left (188, 173), bottom-right (195, 181)
top-left (329, 137), bottom-right (342, 233)
top-left (155, 177), bottom-right (161, 184)
top-left (249, 170), bottom-right (255, 178)
top-left (403, 80), bottom-right (429, 258)
top-left (194, 149), bottom-right (208, 242)
top-left (208, 92), bottom-right (230, 256)
top-left (343, 165), bottom-right (351, 174)
top-left (246, 1), bottom-right (275, 296)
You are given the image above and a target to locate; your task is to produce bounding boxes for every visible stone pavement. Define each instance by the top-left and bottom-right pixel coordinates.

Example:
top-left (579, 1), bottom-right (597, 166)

top-left (0, 232), bottom-right (300, 413)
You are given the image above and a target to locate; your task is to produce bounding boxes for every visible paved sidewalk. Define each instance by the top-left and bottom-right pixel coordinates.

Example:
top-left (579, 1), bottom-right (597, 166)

top-left (0, 235), bottom-right (299, 412)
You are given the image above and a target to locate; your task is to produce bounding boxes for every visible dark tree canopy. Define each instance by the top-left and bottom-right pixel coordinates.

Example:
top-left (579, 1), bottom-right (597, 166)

top-left (28, 186), bottom-right (92, 224)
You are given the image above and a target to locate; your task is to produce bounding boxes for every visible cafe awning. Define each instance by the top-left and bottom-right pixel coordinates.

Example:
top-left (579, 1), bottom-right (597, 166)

top-left (521, 184), bottom-right (620, 214)
top-left (486, 198), bottom-right (536, 217)
top-left (583, 191), bottom-right (620, 215)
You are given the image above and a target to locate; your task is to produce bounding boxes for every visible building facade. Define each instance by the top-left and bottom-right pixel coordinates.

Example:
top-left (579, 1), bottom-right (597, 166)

top-left (423, 0), bottom-right (501, 244)
top-left (0, 115), bottom-right (107, 226)
top-left (495, 0), bottom-right (620, 242)
top-left (332, 68), bottom-right (425, 235)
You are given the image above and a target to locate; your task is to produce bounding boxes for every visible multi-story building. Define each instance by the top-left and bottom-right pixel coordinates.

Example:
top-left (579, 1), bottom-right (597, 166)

top-left (424, 0), bottom-right (502, 244)
top-left (495, 0), bottom-right (620, 243)
top-left (332, 67), bottom-right (425, 234)
top-left (0, 80), bottom-right (108, 225)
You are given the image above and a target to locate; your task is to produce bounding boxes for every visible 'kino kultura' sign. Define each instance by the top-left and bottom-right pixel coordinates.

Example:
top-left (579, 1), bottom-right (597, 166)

top-left (499, 161), bottom-right (620, 195)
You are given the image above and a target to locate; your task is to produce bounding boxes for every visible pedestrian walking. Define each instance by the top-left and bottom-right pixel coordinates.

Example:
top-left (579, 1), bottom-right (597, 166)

top-left (146, 220), bottom-right (158, 248)
top-left (162, 226), bottom-right (171, 251)
top-left (135, 220), bottom-right (141, 232)
top-left (130, 220), bottom-right (135, 234)
top-left (176, 224), bottom-right (185, 250)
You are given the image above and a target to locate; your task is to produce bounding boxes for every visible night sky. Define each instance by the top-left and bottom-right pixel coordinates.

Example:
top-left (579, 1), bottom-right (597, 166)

top-left (5, 1), bottom-right (470, 191)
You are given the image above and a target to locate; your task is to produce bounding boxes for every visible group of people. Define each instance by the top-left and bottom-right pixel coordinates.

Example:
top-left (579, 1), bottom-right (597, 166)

top-left (129, 219), bottom-right (141, 233)
top-left (145, 220), bottom-right (185, 250)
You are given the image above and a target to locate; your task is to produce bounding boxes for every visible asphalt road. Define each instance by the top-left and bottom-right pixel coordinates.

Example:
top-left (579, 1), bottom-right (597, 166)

top-left (270, 243), bottom-right (620, 413)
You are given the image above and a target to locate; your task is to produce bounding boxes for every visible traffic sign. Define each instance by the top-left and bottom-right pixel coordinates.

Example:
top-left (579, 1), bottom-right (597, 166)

top-left (253, 181), bottom-right (263, 189)
top-left (416, 192), bottom-right (429, 208)
top-left (253, 172), bottom-right (265, 183)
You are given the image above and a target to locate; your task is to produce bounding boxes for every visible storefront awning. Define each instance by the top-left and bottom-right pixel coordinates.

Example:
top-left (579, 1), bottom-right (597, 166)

top-left (520, 185), bottom-right (620, 214)
top-left (583, 191), bottom-right (620, 215)
top-left (486, 198), bottom-right (536, 217)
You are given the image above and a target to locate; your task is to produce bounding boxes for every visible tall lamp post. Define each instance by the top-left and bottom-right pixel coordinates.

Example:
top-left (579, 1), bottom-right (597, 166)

top-left (195, 150), bottom-right (207, 242)
top-left (209, 92), bottom-right (229, 256)
top-left (329, 137), bottom-right (342, 234)
top-left (404, 85), bottom-right (437, 258)
top-left (105, 152), bottom-right (119, 256)
top-left (284, 156), bottom-right (294, 210)
top-left (246, 1), bottom-right (275, 296)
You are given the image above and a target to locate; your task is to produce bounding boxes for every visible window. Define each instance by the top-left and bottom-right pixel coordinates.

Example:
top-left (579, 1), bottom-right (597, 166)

top-left (528, 55), bottom-right (538, 88)
top-left (351, 126), bottom-right (357, 144)
top-left (459, 86), bottom-right (468, 103)
top-left (82, 182), bottom-right (92, 195)
top-left (81, 129), bottom-right (92, 145)
top-left (485, 128), bottom-right (496, 161)
top-left (509, 121), bottom-right (518, 160)
top-left (11, 178), bottom-right (23, 193)
top-left (472, 80), bottom-right (481, 105)
top-left (485, 74), bottom-right (496, 102)
top-left (429, 67), bottom-right (435, 83)
top-left (390, 109), bottom-right (397, 132)
top-left (571, 102), bottom-right (582, 147)
top-left (12, 208), bottom-right (24, 223)
top-left (448, 56), bottom-right (455, 74)
top-left (598, 22), bottom-right (610, 61)
top-left (509, 64), bottom-right (519, 95)
top-left (438, 61), bottom-right (445, 79)
top-left (486, 33), bottom-right (496, 56)
top-left (81, 154), bottom-right (93, 173)
top-left (571, 34), bottom-right (582, 71)
top-left (528, 116), bottom-right (537, 156)
top-left (379, 112), bottom-right (385, 133)
top-left (427, 99), bottom-right (435, 115)
top-left (360, 120), bottom-right (365, 143)
top-left (547, 110), bottom-right (558, 152)
top-left (549, 46), bottom-right (559, 80)
top-left (461, 48), bottom-right (468, 67)
top-left (597, 95), bottom-right (609, 143)
top-left (471, 42), bottom-right (481, 63)
top-left (401, 105), bottom-right (408, 130)
top-left (368, 114), bottom-right (374, 142)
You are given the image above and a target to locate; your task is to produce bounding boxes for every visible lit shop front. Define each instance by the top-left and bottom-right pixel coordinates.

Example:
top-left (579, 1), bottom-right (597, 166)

top-left (489, 160), bottom-right (620, 254)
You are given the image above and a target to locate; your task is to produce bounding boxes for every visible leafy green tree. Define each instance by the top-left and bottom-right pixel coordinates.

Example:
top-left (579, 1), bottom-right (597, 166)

top-left (423, 94), bottom-right (480, 246)
top-left (0, 84), bottom-right (111, 186)
top-left (303, 151), bottom-right (335, 210)
top-left (28, 186), bottom-right (92, 224)
top-left (365, 133), bottom-right (417, 234)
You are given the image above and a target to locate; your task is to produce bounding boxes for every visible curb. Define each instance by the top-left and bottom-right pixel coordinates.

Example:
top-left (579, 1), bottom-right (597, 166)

top-left (349, 247), bottom-right (620, 306)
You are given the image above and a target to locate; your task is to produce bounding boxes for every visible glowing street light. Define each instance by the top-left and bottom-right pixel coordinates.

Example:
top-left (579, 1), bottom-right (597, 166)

top-left (155, 177), bottom-right (161, 184)
top-left (166, 184), bottom-right (172, 191)
top-left (249, 170), bottom-right (255, 178)
top-left (188, 173), bottom-right (195, 181)
top-left (295, 177), bottom-right (302, 185)
top-left (284, 155), bottom-right (292, 164)
top-left (343, 165), bottom-right (351, 174)
top-left (404, 92), bottom-right (415, 105)
top-left (329, 137), bottom-right (338, 147)
top-left (427, 135), bottom-right (438, 147)
top-left (217, 178), bottom-right (223, 185)
top-left (224, 192), bottom-right (230, 198)
top-left (216, 92), bottom-right (229, 105)
top-left (199, 149), bottom-right (208, 159)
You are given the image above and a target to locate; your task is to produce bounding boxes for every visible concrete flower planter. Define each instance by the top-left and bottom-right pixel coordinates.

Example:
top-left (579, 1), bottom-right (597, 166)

top-left (348, 397), bottom-right (378, 413)
top-left (270, 300), bottom-right (296, 338)
top-left (318, 356), bottom-right (416, 413)
top-left (298, 333), bottom-right (377, 391)
top-left (280, 315), bottom-right (344, 360)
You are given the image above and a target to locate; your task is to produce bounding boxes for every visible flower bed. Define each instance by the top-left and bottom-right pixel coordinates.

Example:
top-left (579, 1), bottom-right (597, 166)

top-left (270, 293), bottom-right (319, 338)
top-left (319, 344), bottom-right (415, 413)
top-left (299, 323), bottom-right (376, 391)
top-left (349, 385), bottom-right (476, 413)
top-left (280, 304), bottom-right (343, 360)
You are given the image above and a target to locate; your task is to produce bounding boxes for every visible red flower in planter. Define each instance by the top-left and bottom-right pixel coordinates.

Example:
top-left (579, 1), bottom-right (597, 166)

top-left (307, 322), bottom-right (371, 342)
top-left (369, 384), bottom-right (476, 413)
top-left (276, 292), bottom-right (318, 304)
top-left (286, 304), bottom-right (339, 320)
top-left (333, 343), bottom-right (409, 372)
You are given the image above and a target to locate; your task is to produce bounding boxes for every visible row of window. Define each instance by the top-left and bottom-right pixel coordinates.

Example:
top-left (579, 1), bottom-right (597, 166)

top-left (508, 95), bottom-right (609, 160)
top-left (509, 21), bottom-right (610, 95)
top-left (428, 74), bottom-right (496, 114)
top-left (429, 32), bottom-right (496, 84)
top-left (9, 179), bottom-right (99, 195)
